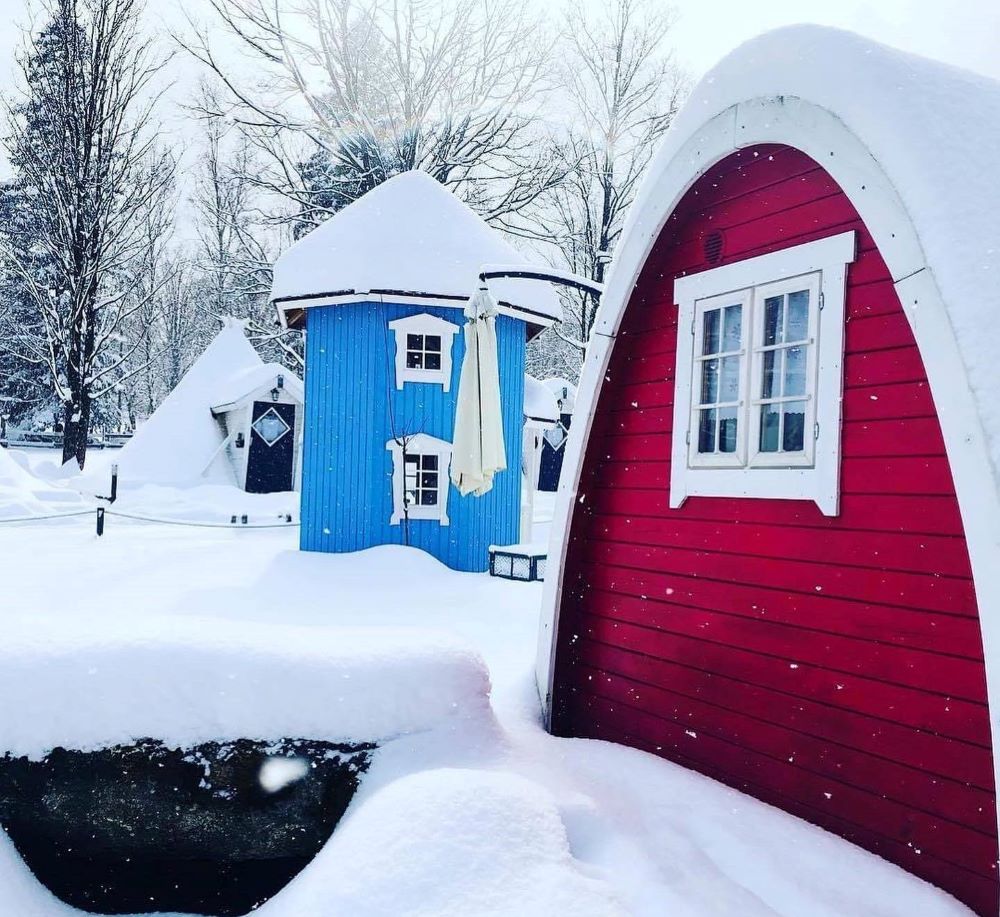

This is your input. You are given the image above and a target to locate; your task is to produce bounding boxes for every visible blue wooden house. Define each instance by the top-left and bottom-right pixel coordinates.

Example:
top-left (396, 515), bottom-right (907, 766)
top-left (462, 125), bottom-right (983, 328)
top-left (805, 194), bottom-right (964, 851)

top-left (270, 172), bottom-right (561, 572)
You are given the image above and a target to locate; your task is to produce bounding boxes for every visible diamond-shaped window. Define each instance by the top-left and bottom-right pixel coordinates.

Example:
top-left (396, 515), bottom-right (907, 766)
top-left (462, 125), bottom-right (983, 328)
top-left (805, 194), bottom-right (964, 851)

top-left (252, 408), bottom-right (291, 447)
top-left (543, 422), bottom-right (568, 451)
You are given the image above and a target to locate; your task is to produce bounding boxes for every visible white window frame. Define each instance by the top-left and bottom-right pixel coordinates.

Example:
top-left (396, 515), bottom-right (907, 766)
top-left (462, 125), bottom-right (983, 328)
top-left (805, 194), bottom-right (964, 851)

top-left (388, 313), bottom-right (460, 391)
top-left (747, 272), bottom-right (822, 469)
top-left (386, 433), bottom-right (452, 525)
top-left (671, 231), bottom-right (855, 517)
top-left (689, 288), bottom-right (752, 468)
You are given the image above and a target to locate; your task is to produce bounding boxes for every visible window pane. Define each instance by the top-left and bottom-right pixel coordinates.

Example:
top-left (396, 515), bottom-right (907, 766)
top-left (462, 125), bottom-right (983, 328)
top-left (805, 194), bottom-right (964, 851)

top-left (424, 353), bottom-right (441, 370)
top-left (407, 334), bottom-right (423, 350)
top-left (761, 350), bottom-right (781, 399)
top-left (763, 296), bottom-right (783, 346)
top-left (718, 407), bottom-right (738, 453)
top-left (722, 305), bottom-right (742, 352)
top-left (700, 359), bottom-right (719, 404)
top-left (421, 472), bottom-right (437, 488)
top-left (784, 346), bottom-right (806, 397)
top-left (702, 310), bottom-right (720, 355)
top-left (786, 290), bottom-right (810, 342)
top-left (698, 409), bottom-right (716, 453)
top-left (759, 403), bottom-right (780, 452)
top-left (783, 401), bottom-right (807, 451)
top-left (720, 356), bottom-right (740, 402)
top-left (406, 351), bottom-right (423, 369)
top-left (423, 455), bottom-right (438, 470)
top-left (420, 490), bottom-right (437, 506)
top-left (424, 335), bottom-right (442, 352)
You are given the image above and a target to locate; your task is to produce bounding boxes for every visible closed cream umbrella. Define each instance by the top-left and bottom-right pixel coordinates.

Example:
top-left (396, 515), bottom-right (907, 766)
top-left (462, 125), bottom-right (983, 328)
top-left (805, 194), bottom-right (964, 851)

top-left (451, 287), bottom-right (507, 497)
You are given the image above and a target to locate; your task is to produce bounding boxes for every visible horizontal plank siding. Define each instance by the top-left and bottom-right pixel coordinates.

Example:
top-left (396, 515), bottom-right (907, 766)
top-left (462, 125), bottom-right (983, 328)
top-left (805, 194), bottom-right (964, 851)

top-left (551, 145), bottom-right (998, 914)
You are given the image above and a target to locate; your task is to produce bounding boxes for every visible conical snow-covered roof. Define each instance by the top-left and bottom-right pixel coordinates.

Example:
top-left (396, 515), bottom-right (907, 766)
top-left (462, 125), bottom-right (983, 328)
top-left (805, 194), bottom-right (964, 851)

top-left (271, 171), bottom-right (561, 328)
top-left (106, 322), bottom-right (271, 486)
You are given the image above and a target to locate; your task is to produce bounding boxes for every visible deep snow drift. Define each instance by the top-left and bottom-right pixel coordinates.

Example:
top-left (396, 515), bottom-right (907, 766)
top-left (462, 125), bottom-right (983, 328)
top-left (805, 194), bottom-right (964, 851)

top-left (0, 619), bottom-right (489, 759)
top-left (0, 447), bottom-right (86, 520)
top-left (0, 521), bottom-right (974, 917)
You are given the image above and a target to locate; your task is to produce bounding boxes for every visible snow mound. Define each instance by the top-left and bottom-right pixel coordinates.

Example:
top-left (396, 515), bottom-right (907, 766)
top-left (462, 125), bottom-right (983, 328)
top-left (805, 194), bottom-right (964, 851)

top-left (271, 171), bottom-right (562, 323)
top-left (0, 447), bottom-right (85, 519)
top-left (258, 768), bottom-right (624, 917)
top-left (0, 833), bottom-right (76, 916)
top-left (0, 618), bottom-right (491, 759)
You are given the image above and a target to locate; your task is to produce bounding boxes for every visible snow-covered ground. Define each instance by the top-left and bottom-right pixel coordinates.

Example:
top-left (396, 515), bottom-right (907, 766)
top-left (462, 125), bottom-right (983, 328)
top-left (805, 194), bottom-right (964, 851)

top-left (0, 455), bottom-right (973, 916)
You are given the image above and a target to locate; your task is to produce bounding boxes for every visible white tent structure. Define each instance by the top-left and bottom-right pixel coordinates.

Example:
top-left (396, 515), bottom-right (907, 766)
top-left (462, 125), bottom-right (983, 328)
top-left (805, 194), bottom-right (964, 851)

top-left (98, 322), bottom-right (304, 493)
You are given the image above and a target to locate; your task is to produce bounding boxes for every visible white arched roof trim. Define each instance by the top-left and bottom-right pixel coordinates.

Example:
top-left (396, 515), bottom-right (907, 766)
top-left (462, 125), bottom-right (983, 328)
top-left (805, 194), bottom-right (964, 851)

top-left (536, 96), bottom-right (1000, 851)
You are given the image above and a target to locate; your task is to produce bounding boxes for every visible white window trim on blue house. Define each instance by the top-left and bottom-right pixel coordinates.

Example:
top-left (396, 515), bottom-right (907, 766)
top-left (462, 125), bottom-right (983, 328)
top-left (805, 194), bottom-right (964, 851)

top-left (386, 433), bottom-right (452, 526)
top-left (388, 313), bottom-right (460, 391)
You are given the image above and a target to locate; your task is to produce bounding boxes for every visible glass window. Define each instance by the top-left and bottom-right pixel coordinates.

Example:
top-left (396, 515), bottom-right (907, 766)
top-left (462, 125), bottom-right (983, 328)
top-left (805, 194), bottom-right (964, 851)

top-left (403, 452), bottom-right (440, 510)
top-left (753, 285), bottom-right (812, 457)
top-left (688, 274), bottom-right (818, 471)
top-left (405, 332), bottom-right (443, 372)
top-left (694, 301), bottom-right (743, 457)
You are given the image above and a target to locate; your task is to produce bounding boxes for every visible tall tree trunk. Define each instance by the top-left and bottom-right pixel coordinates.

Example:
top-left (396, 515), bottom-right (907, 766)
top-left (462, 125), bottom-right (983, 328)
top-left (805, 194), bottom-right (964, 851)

top-left (61, 392), bottom-right (89, 468)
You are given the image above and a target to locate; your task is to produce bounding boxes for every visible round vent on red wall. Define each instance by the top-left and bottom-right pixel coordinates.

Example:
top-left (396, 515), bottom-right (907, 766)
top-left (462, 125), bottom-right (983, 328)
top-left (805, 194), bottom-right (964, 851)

top-left (703, 230), bottom-right (724, 264)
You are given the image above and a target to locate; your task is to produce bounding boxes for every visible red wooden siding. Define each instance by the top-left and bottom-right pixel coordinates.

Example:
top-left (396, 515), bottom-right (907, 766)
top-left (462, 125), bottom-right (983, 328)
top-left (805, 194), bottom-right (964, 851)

top-left (552, 144), bottom-right (998, 914)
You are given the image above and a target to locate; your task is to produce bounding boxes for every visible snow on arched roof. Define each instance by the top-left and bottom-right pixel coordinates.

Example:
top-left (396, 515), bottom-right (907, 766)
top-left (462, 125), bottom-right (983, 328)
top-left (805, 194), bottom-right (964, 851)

top-left (607, 24), bottom-right (1000, 475)
top-left (270, 171), bottom-right (561, 325)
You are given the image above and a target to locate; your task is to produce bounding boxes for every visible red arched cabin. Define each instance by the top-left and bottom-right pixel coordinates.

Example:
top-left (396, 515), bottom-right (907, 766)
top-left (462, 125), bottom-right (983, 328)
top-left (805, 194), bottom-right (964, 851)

top-left (538, 26), bottom-right (1000, 916)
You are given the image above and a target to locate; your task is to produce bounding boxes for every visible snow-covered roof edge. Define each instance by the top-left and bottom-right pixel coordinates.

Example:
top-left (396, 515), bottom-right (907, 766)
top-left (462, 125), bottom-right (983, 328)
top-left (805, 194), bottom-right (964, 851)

top-left (209, 363), bottom-right (304, 415)
top-left (524, 375), bottom-right (559, 426)
top-left (269, 171), bottom-right (562, 330)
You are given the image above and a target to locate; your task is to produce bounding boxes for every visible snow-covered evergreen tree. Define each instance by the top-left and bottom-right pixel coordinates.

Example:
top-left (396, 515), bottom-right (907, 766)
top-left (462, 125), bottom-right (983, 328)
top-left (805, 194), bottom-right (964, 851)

top-left (0, 0), bottom-right (175, 466)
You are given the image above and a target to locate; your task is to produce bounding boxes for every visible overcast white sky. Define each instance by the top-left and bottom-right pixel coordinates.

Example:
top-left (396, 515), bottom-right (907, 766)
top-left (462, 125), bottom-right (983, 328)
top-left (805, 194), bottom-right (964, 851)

top-left (0, 0), bottom-right (998, 197)
top-left (3, 0), bottom-right (999, 88)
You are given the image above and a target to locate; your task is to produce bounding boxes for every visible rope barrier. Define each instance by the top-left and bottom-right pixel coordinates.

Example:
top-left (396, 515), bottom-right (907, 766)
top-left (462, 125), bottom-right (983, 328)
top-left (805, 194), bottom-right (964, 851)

top-left (0, 509), bottom-right (95, 525)
top-left (0, 508), bottom-right (296, 530)
top-left (0, 468), bottom-right (297, 532)
top-left (103, 509), bottom-right (299, 529)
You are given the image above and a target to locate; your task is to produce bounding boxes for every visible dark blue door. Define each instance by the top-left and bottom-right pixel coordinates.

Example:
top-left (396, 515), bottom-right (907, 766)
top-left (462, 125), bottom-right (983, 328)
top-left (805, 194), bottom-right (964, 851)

top-left (538, 413), bottom-right (571, 492)
top-left (246, 401), bottom-right (295, 493)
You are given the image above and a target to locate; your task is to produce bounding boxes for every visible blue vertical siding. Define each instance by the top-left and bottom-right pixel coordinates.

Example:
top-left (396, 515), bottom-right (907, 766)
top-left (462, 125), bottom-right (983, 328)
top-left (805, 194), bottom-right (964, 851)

top-left (301, 300), bottom-right (525, 572)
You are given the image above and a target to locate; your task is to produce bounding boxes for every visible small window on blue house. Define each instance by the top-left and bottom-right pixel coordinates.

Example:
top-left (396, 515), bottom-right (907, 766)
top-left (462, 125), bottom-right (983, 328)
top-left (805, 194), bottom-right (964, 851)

top-left (405, 334), bottom-right (443, 371)
top-left (404, 453), bottom-right (440, 506)
top-left (389, 314), bottom-right (459, 391)
top-left (387, 433), bottom-right (452, 525)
